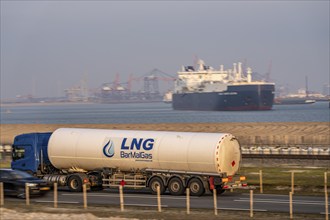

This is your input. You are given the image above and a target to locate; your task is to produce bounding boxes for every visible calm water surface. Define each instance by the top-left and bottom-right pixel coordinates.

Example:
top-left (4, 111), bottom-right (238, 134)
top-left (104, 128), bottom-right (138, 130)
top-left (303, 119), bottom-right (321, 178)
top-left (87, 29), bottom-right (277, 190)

top-left (1, 102), bottom-right (329, 124)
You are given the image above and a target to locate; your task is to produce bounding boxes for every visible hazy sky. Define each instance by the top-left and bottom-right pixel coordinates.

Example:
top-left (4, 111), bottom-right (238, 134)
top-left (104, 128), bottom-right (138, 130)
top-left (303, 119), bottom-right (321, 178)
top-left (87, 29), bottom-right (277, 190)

top-left (1, 1), bottom-right (329, 99)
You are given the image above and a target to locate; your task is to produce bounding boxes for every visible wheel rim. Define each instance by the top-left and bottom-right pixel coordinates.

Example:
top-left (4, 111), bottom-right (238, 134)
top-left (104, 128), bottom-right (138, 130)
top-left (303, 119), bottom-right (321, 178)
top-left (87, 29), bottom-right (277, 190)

top-left (190, 182), bottom-right (200, 194)
top-left (170, 181), bottom-right (180, 192)
top-left (70, 179), bottom-right (79, 189)
top-left (151, 180), bottom-right (160, 192)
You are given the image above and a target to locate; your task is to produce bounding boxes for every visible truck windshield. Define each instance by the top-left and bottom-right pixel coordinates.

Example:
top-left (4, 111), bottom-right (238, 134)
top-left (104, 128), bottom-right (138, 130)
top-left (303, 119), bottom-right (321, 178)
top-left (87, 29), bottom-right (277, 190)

top-left (12, 147), bottom-right (25, 161)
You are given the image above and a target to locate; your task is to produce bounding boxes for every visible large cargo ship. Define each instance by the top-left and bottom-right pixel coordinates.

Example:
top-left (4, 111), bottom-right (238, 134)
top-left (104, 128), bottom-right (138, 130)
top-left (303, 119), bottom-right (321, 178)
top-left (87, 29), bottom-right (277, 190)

top-left (172, 59), bottom-right (275, 111)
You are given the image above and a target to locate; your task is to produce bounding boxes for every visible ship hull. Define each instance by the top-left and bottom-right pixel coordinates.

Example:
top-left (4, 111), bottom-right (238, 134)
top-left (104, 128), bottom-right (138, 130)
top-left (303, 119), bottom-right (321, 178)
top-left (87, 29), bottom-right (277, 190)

top-left (172, 84), bottom-right (275, 111)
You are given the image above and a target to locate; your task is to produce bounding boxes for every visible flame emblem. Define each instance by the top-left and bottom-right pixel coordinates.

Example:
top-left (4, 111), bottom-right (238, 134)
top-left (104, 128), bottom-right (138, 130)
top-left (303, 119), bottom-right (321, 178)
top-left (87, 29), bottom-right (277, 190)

top-left (103, 140), bottom-right (114, 158)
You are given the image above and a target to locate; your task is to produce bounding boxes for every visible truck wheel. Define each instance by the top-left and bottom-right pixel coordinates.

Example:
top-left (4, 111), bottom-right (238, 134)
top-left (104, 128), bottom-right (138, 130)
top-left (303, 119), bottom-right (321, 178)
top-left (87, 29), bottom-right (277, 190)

top-left (149, 177), bottom-right (165, 195)
top-left (168, 177), bottom-right (185, 196)
top-left (189, 178), bottom-right (205, 196)
top-left (68, 174), bottom-right (83, 192)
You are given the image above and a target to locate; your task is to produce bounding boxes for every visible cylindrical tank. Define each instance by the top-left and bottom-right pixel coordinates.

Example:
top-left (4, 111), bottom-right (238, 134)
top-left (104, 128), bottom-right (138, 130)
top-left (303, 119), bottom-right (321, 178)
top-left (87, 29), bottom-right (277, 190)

top-left (48, 128), bottom-right (241, 176)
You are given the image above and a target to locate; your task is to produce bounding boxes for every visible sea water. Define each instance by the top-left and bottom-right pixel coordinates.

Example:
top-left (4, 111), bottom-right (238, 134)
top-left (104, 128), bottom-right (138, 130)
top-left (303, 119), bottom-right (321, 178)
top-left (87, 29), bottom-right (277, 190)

top-left (1, 101), bottom-right (329, 124)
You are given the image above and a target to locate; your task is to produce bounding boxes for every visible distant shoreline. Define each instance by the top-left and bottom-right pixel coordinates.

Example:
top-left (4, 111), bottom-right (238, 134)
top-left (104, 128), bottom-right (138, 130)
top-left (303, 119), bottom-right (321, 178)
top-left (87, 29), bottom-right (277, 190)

top-left (0, 101), bottom-right (94, 108)
top-left (1, 101), bottom-right (165, 107)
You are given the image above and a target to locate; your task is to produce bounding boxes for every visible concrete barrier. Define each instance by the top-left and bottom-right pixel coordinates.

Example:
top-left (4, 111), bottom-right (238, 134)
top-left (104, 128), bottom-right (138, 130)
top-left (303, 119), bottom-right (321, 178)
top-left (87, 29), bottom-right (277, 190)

top-left (243, 135), bottom-right (330, 146)
top-left (241, 146), bottom-right (330, 157)
top-left (4, 145), bottom-right (12, 153)
top-left (270, 147), bottom-right (280, 155)
top-left (280, 148), bottom-right (290, 155)
top-left (290, 147), bottom-right (299, 155)
top-left (322, 148), bottom-right (330, 155)
top-left (263, 148), bottom-right (271, 155)
top-left (242, 147), bottom-right (249, 154)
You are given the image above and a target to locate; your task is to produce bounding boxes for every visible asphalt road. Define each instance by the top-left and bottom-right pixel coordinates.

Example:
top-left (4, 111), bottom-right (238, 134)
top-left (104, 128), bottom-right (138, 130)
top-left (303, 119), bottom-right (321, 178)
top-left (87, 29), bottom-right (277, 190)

top-left (4, 189), bottom-right (328, 216)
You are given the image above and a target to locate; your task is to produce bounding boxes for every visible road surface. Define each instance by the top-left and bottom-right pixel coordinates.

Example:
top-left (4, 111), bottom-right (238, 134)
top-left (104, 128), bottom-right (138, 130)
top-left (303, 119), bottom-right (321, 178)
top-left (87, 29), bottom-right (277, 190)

top-left (4, 189), bottom-right (328, 216)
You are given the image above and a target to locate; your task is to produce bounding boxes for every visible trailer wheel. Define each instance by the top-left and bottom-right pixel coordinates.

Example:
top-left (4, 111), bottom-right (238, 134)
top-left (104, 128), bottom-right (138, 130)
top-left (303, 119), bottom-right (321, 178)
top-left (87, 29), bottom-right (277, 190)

top-left (68, 174), bottom-right (83, 192)
top-left (149, 177), bottom-right (165, 195)
top-left (188, 178), bottom-right (205, 196)
top-left (168, 177), bottom-right (185, 196)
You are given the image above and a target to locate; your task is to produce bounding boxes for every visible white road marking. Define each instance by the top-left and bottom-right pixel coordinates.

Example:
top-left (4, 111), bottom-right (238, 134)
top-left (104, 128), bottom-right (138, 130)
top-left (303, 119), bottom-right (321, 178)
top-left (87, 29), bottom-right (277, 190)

top-left (236, 198), bottom-right (325, 205)
top-left (61, 193), bottom-right (189, 200)
top-left (35, 200), bottom-right (79, 204)
top-left (126, 204), bottom-right (168, 207)
top-left (242, 193), bottom-right (288, 197)
top-left (219, 207), bottom-right (267, 212)
top-left (320, 212), bottom-right (330, 215)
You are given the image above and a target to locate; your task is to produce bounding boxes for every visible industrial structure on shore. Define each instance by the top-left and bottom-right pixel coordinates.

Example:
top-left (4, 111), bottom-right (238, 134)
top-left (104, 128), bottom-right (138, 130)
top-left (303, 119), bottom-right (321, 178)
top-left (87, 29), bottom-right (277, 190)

top-left (64, 69), bottom-right (175, 103)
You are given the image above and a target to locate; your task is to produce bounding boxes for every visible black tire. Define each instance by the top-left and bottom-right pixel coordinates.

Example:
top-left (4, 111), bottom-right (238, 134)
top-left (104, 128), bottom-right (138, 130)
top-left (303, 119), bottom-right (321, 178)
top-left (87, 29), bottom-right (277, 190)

top-left (67, 174), bottom-right (83, 192)
top-left (168, 177), bottom-right (185, 196)
top-left (149, 177), bottom-right (166, 195)
top-left (188, 178), bottom-right (205, 196)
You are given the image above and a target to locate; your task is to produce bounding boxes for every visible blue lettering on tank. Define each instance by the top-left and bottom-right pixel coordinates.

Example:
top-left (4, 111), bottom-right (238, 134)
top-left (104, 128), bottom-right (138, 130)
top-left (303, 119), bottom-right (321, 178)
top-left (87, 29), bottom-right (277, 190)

top-left (121, 138), bottom-right (129, 150)
top-left (143, 138), bottom-right (154, 150)
top-left (120, 138), bottom-right (154, 151)
top-left (117, 138), bottom-right (155, 161)
top-left (131, 138), bottom-right (143, 150)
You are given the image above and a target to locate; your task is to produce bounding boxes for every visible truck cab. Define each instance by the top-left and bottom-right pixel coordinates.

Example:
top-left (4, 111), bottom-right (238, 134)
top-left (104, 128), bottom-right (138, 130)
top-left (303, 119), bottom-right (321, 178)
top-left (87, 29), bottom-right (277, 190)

top-left (11, 133), bottom-right (52, 175)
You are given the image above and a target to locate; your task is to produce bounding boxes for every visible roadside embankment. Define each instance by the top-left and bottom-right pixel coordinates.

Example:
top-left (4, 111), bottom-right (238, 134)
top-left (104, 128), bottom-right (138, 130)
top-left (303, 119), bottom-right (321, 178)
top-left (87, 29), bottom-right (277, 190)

top-left (1, 122), bottom-right (329, 146)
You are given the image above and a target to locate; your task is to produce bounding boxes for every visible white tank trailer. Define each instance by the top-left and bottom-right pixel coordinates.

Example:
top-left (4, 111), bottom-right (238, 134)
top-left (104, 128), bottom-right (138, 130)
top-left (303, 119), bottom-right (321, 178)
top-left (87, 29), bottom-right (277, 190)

top-left (12, 128), bottom-right (248, 196)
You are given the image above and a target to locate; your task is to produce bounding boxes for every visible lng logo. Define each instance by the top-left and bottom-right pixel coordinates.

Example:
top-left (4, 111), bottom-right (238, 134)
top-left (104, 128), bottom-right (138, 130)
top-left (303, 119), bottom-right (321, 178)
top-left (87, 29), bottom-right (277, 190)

top-left (103, 140), bottom-right (115, 158)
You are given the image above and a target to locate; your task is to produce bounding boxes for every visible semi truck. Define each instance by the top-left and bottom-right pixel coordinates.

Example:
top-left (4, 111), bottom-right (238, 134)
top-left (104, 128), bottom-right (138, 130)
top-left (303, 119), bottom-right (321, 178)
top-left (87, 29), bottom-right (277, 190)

top-left (11, 128), bottom-right (247, 196)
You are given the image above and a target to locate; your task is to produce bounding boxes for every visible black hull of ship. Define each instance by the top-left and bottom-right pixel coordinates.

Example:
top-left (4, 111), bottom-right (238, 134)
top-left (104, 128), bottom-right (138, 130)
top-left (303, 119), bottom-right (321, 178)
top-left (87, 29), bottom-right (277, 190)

top-left (172, 84), bottom-right (275, 111)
